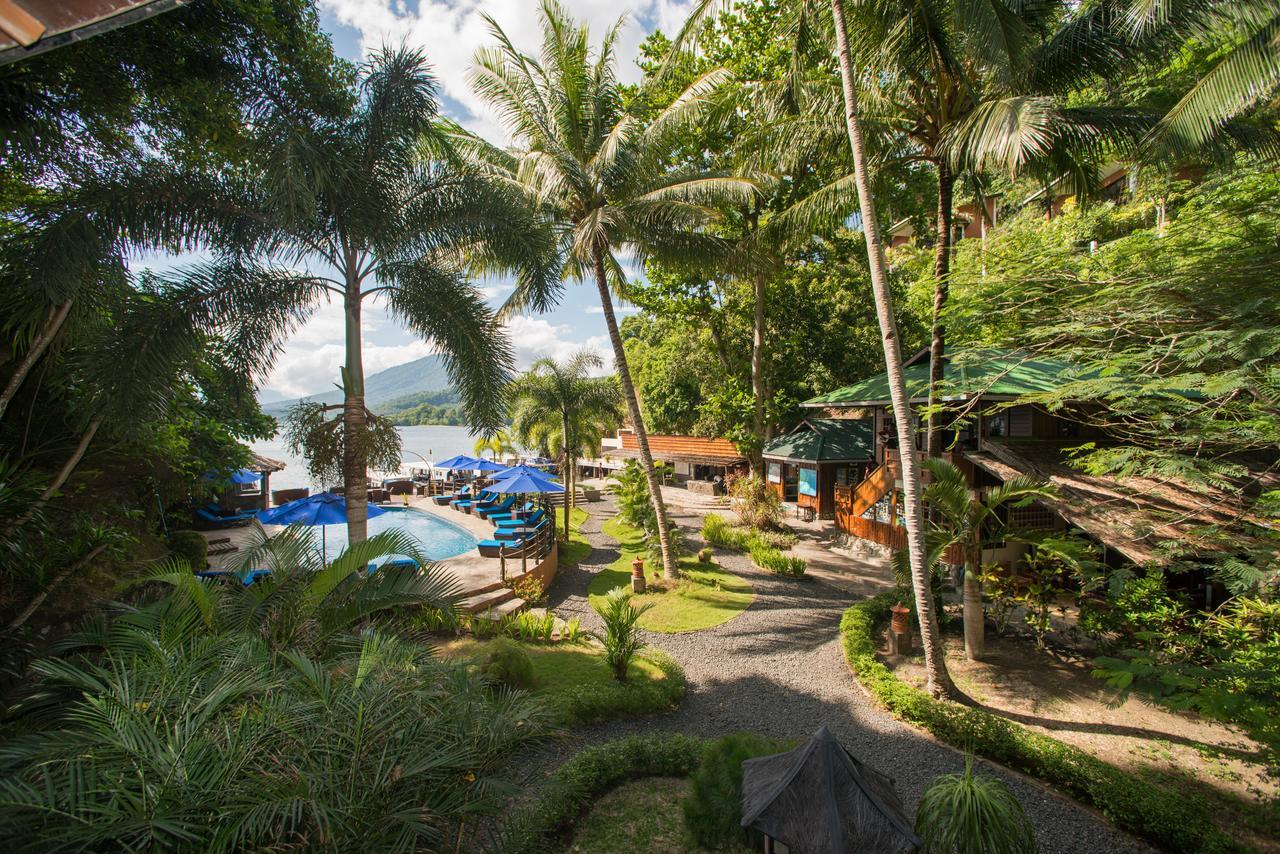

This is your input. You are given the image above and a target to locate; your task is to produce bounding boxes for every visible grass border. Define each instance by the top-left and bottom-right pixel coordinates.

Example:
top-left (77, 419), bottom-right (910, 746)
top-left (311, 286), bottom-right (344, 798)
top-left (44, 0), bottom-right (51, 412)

top-left (493, 734), bottom-right (705, 854)
top-left (840, 592), bottom-right (1243, 854)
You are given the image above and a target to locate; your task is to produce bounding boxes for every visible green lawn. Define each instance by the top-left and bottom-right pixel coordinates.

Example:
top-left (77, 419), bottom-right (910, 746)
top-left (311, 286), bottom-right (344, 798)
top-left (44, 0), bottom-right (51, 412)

top-left (564, 776), bottom-right (753, 853)
top-left (438, 637), bottom-right (682, 724)
top-left (588, 516), bottom-right (754, 633)
top-left (556, 506), bottom-right (591, 568)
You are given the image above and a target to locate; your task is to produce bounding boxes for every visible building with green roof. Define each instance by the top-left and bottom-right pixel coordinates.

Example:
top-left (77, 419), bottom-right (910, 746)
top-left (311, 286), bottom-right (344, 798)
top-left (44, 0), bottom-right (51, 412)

top-left (761, 419), bottom-right (875, 519)
top-left (801, 349), bottom-right (1082, 409)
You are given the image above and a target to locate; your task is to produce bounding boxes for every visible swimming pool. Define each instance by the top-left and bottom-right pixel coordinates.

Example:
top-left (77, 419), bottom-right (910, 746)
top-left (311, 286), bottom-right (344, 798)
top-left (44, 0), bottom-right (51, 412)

top-left (318, 507), bottom-right (478, 563)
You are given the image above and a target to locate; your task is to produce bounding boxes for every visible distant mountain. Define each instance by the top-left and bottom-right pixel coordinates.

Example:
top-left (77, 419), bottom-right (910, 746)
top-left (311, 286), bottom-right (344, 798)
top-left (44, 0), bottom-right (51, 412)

top-left (263, 355), bottom-right (454, 418)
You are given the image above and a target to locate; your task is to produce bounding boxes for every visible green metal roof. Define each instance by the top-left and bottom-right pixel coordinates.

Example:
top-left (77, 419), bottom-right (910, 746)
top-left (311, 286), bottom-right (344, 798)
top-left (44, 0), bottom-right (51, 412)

top-left (802, 349), bottom-right (1081, 408)
top-left (762, 419), bottom-right (873, 462)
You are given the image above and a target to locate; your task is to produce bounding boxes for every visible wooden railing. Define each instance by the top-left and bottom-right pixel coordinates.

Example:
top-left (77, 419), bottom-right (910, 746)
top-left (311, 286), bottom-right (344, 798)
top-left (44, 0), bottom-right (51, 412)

top-left (843, 516), bottom-right (908, 550)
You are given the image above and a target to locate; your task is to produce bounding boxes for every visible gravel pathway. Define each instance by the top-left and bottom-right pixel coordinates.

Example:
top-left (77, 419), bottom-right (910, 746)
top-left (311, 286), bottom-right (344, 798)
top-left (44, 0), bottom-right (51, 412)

top-left (540, 498), bottom-right (1146, 854)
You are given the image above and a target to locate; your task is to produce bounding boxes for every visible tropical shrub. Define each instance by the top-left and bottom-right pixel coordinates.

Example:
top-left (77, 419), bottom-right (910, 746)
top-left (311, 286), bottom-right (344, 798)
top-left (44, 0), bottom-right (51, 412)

top-left (503, 610), bottom-right (557, 644)
top-left (915, 757), bottom-right (1037, 854)
top-left (683, 733), bottom-right (787, 849)
top-left (749, 540), bottom-right (807, 578)
top-left (561, 616), bottom-right (583, 643)
top-left (597, 589), bottom-right (653, 681)
top-left (510, 574), bottom-right (546, 605)
top-left (727, 474), bottom-right (782, 530)
top-left (697, 547), bottom-right (714, 563)
top-left (610, 460), bottom-right (684, 565)
top-left (702, 514), bottom-right (751, 549)
top-left (479, 637), bottom-right (536, 689)
top-left (165, 529), bottom-right (207, 569)
top-left (0, 532), bottom-right (548, 851)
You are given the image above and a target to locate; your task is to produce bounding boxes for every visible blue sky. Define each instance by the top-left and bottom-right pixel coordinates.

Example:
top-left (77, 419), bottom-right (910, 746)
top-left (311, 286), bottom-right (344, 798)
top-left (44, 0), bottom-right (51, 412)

top-left (233, 0), bottom-right (692, 401)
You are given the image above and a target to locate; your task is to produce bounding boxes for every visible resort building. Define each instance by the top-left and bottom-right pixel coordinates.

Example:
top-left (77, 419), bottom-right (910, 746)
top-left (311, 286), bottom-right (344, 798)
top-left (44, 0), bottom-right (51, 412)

top-left (761, 419), bottom-right (875, 521)
top-left (800, 349), bottom-right (1275, 587)
top-left (581, 429), bottom-right (747, 494)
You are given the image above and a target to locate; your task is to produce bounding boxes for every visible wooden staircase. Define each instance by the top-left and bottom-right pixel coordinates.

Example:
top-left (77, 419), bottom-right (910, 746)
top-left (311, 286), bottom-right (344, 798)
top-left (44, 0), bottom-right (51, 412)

top-left (835, 456), bottom-right (899, 530)
top-left (455, 580), bottom-right (526, 620)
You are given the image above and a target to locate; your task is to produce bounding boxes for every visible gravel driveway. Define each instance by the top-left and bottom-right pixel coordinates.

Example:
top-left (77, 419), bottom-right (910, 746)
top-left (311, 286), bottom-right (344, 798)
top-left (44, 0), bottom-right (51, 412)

top-left (539, 499), bottom-right (1146, 854)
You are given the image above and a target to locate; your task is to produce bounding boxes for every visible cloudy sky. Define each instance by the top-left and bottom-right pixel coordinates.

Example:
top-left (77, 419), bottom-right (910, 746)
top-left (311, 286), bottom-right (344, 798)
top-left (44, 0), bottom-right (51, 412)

top-left (242, 0), bottom-right (692, 401)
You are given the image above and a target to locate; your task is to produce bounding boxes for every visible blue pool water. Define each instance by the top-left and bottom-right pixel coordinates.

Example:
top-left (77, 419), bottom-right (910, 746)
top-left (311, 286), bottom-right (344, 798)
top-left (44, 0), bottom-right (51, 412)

top-left (318, 507), bottom-right (477, 563)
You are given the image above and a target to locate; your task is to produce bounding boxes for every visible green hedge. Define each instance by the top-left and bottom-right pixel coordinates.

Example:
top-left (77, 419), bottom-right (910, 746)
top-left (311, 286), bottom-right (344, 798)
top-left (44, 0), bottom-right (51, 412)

top-left (549, 651), bottom-right (687, 726)
top-left (494, 733), bottom-right (705, 853)
top-left (840, 593), bottom-right (1242, 854)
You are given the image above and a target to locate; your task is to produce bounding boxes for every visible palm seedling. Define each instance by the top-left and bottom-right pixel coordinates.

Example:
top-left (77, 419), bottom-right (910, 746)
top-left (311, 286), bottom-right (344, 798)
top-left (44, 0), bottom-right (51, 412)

top-left (597, 588), bottom-right (654, 681)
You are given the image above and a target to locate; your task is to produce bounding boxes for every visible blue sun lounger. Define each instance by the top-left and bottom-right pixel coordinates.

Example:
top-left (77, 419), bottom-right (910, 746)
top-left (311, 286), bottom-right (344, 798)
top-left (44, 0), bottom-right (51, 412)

top-left (432, 485), bottom-right (470, 506)
top-left (477, 537), bottom-right (534, 558)
top-left (196, 568), bottom-right (271, 586)
top-left (475, 495), bottom-right (515, 520)
top-left (495, 509), bottom-right (546, 530)
top-left (195, 506), bottom-right (258, 527)
top-left (489, 501), bottom-right (536, 525)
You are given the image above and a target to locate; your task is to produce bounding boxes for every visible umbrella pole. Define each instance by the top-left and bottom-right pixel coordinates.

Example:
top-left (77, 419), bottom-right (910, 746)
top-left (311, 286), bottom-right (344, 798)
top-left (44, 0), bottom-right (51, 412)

top-left (322, 526), bottom-right (327, 565)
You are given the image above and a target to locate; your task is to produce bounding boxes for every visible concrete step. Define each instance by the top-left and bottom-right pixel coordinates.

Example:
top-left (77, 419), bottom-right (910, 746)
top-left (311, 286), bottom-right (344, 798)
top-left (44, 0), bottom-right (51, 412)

top-left (457, 587), bottom-right (515, 613)
top-left (475, 596), bottom-right (526, 622)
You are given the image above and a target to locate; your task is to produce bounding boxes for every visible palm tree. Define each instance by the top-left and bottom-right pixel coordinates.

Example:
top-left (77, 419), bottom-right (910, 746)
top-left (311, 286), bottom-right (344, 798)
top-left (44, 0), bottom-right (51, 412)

top-left (668, 0), bottom-right (957, 696)
top-left (509, 352), bottom-right (622, 538)
top-left (473, 430), bottom-right (518, 463)
top-left (825, 0), bottom-right (957, 698)
top-left (919, 457), bottom-right (1055, 661)
top-left (462, 0), bottom-right (756, 578)
top-left (39, 46), bottom-right (556, 548)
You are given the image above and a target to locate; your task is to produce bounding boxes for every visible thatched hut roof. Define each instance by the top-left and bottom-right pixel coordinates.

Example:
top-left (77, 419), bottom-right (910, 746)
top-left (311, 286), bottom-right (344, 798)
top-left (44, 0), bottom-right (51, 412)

top-left (965, 439), bottom-right (1278, 566)
top-left (249, 452), bottom-right (286, 474)
top-left (740, 727), bottom-right (919, 853)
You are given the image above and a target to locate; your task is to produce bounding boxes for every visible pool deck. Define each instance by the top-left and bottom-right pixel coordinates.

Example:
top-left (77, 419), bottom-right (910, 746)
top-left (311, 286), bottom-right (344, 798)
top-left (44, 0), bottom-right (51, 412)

top-left (198, 496), bottom-right (522, 612)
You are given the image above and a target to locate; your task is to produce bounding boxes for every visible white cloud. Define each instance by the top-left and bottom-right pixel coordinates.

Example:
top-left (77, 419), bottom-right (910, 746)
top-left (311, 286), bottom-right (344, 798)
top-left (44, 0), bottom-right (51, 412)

top-left (503, 315), bottom-right (613, 372)
top-left (319, 0), bottom-right (693, 142)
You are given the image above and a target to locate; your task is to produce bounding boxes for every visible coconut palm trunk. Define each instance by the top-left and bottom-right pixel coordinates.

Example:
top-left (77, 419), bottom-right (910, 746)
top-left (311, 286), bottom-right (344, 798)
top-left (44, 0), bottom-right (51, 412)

top-left (342, 276), bottom-right (369, 545)
top-left (926, 161), bottom-right (955, 459)
top-left (592, 249), bottom-right (677, 578)
top-left (963, 543), bottom-right (984, 660)
top-left (830, 0), bottom-right (955, 698)
top-left (751, 272), bottom-right (768, 471)
top-left (562, 412), bottom-right (574, 539)
top-left (0, 414), bottom-right (104, 545)
top-left (0, 299), bottom-right (72, 423)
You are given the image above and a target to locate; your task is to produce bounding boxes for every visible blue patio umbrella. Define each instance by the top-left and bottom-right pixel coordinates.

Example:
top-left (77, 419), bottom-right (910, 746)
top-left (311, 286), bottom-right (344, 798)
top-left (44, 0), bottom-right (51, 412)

top-left (494, 464), bottom-right (561, 483)
top-left (470, 458), bottom-right (507, 472)
top-left (434, 454), bottom-right (483, 470)
top-left (203, 467), bottom-right (261, 485)
top-left (257, 492), bottom-right (386, 558)
top-left (486, 470), bottom-right (564, 494)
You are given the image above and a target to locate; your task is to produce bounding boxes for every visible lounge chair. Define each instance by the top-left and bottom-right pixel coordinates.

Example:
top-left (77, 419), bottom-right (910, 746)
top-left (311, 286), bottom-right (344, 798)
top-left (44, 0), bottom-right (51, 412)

top-left (495, 509), bottom-right (546, 530)
top-left (489, 502), bottom-right (536, 525)
top-left (494, 519), bottom-right (548, 541)
top-left (477, 538), bottom-right (533, 558)
top-left (196, 568), bottom-right (270, 586)
top-left (433, 485), bottom-right (470, 506)
top-left (474, 496), bottom-right (515, 520)
top-left (367, 557), bottom-right (418, 574)
top-left (195, 506), bottom-right (257, 528)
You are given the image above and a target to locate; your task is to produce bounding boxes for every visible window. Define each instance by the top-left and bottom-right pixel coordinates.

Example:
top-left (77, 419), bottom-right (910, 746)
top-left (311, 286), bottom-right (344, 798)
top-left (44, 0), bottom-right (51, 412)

top-left (767, 462), bottom-right (782, 483)
top-left (983, 412), bottom-right (1007, 438)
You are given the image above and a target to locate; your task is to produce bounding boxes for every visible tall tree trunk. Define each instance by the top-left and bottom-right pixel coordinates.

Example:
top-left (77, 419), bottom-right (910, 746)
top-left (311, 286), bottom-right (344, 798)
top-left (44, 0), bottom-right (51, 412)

top-left (0, 300), bottom-right (72, 423)
top-left (343, 282), bottom-right (369, 546)
top-left (3, 542), bottom-right (108, 635)
top-left (926, 161), bottom-right (955, 458)
top-left (591, 248), bottom-right (677, 578)
top-left (830, 0), bottom-right (956, 699)
top-left (750, 273), bottom-right (767, 473)
top-left (962, 550), bottom-right (985, 661)
top-left (563, 414), bottom-right (573, 539)
top-left (0, 414), bottom-right (104, 545)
